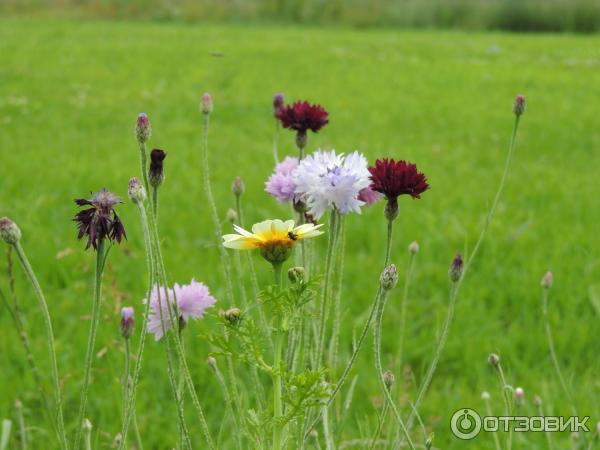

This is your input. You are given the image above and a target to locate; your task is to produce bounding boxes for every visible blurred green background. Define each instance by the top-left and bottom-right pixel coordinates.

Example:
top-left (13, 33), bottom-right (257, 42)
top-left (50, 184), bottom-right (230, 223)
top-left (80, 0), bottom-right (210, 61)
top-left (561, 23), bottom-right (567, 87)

top-left (1, 6), bottom-right (599, 450)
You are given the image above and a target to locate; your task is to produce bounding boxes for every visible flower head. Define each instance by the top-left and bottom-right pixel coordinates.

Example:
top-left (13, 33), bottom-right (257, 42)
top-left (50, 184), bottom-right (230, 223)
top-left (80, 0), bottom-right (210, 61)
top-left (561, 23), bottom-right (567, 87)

top-left (127, 177), bottom-right (146, 204)
top-left (0, 217), bottom-right (21, 245)
top-left (74, 189), bottom-right (126, 250)
top-left (222, 219), bottom-right (323, 264)
top-left (201, 92), bottom-right (213, 115)
top-left (293, 150), bottom-right (371, 220)
top-left (146, 280), bottom-right (215, 341)
top-left (120, 307), bottom-right (134, 339)
top-left (276, 101), bottom-right (329, 134)
top-left (149, 149), bottom-right (166, 188)
top-left (449, 254), bottom-right (464, 282)
top-left (513, 95), bottom-right (526, 116)
top-left (135, 113), bottom-right (151, 143)
top-left (273, 93), bottom-right (285, 116)
top-left (369, 159), bottom-right (429, 204)
top-left (232, 176), bottom-right (245, 197)
top-left (265, 156), bottom-right (299, 203)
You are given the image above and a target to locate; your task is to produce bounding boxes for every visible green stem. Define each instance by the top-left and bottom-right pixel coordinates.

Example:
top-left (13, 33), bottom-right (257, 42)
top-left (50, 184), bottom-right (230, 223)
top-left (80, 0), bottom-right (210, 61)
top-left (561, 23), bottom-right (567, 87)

top-left (12, 242), bottom-right (68, 450)
top-left (82, 423), bottom-right (91, 450)
top-left (273, 121), bottom-right (280, 164)
top-left (536, 402), bottom-right (554, 450)
top-left (15, 402), bottom-right (26, 450)
top-left (139, 142), bottom-right (150, 198)
top-left (397, 253), bottom-right (416, 372)
top-left (272, 263), bottom-right (284, 450)
top-left (483, 398), bottom-right (502, 450)
top-left (74, 239), bottom-right (106, 450)
top-left (495, 364), bottom-right (513, 450)
top-left (327, 217), bottom-right (346, 372)
top-left (368, 398), bottom-right (389, 450)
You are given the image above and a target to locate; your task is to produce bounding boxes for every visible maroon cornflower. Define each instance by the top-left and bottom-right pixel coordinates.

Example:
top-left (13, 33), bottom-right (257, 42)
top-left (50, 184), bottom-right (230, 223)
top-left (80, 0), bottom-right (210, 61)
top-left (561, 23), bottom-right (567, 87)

top-left (149, 149), bottom-right (167, 188)
top-left (276, 101), bottom-right (329, 150)
top-left (273, 93), bottom-right (285, 116)
top-left (74, 189), bottom-right (126, 250)
top-left (368, 159), bottom-right (429, 220)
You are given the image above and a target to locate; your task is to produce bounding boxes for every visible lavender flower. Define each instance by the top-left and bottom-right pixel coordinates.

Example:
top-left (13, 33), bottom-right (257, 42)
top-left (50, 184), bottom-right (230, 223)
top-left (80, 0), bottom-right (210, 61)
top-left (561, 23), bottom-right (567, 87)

top-left (293, 149), bottom-right (371, 219)
top-left (265, 156), bottom-right (299, 203)
top-left (120, 307), bottom-right (134, 339)
top-left (357, 186), bottom-right (382, 205)
top-left (146, 280), bottom-right (216, 341)
top-left (74, 189), bottom-right (126, 250)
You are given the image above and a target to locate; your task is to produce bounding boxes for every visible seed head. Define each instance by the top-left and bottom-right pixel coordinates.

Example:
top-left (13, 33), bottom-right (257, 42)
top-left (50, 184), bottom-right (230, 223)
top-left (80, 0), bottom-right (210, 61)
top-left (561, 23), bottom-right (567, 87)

top-left (232, 176), bottom-right (245, 197)
top-left (120, 307), bottom-right (134, 339)
top-left (383, 370), bottom-right (395, 389)
top-left (488, 353), bottom-right (500, 367)
top-left (127, 177), bottom-right (146, 204)
top-left (541, 271), bottom-right (553, 289)
top-left (513, 95), bottom-right (526, 117)
top-left (226, 208), bottom-right (238, 223)
top-left (449, 254), bottom-right (464, 283)
top-left (288, 266), bottom-right (305, 284)
top-left (408, 240), bottom-right (419, 254)
top-left (380, 264), bottom-right (398, 290)
top-left (0, 217), bottom-right (21, 244)
top-left (135, 113), bottom-right (151, 143)
top-left (201, 92), bottom-right (213, 115)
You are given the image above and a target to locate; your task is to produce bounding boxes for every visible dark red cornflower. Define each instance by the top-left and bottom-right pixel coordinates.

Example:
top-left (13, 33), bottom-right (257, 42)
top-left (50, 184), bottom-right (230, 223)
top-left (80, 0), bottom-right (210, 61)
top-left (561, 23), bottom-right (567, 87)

top-left (275, 101), bottom-right (329, 134)
top-left (369, 159), bottom-right (429, 220)
top-left (74, 189), bottom-right (126, 250)
top-left (149, 149), bottom-right (167, 187)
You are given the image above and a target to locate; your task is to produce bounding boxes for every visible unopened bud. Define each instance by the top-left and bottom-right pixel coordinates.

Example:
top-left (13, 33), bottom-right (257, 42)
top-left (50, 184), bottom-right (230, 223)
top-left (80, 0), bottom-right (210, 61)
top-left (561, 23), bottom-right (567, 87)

top-left (232, 176), bottom-right (245, 197)
top-left (148, 149), bottom-right (166, 188)
top-left (515, 387), bottom-right (525, 403)
top-left (380, 264), bottom-right (398, 290)
top-left (127, 177), bottom-right (146, 204)
top-left (541, 271), bottom-right (553, 289)
top-left (383, 370), bottom-right (395, 389)
top-left (207, 356), bottom-right (217, 367)
top-left (273, 93), bottom-right (285, 115)
top-left (481, 391), bottom-right (490, 401)
top-left (201, 92), bottom-right (213, 115)
top-left (288, 266), bottom-right (305, 284)
top-left (408, 241), bottom-right (419, 254)
top-left (226, 208), bottom-right (238, 223)
top-left (135, 113), bottom-right (151, 143)
top-left (533, 395), bottom-right (542, 407)
top-left (449, 254), bottom-right (463, 282)
top-left (83, 418), bottom-right (93, 432)
top-left (14, 400), bottom-right (22, 410)
top-left (295, 130), bottom-right (308, 151)
top-left (223, 307), bottom-right (242, 325)
top-left (513, 95), bottom-right (526, 117)
top-left (425, 433), bottom-right (434, 450)
top-left (488, 353), bottom-right (500, 367)
top-left (0, 217), bottom-right (21, 244)
top-left (120, 307), bottom-right (134, 339)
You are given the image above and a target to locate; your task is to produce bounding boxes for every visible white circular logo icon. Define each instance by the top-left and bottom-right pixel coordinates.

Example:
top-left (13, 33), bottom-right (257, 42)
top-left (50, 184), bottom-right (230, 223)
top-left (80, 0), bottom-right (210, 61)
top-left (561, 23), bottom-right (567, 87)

top-left (450, 408), bottom-right (482, 440)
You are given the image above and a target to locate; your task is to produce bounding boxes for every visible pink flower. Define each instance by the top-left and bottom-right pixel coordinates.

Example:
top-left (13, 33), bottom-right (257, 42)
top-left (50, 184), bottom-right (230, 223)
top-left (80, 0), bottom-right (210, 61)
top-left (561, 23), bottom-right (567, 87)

top-left (146, 280), bottom-right (216, 341)
top-left (358, 187), bottom-right (382, 205)
top-left (265, 156), bottom-right (300, 203)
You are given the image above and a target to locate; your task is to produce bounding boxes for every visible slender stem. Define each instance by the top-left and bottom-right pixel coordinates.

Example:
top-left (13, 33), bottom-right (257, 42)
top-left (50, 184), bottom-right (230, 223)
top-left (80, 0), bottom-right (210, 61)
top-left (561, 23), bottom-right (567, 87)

top-left (397, 253), bottom-right (416, 371)
top-left (82, 424), bottom-right (91, 450)
top-left (373, 287), bottom-right (415, 449)
top-left (272, 263), bottom-right (284, 450)
top-left (122, 339), bottom-right (143, 450)
top-left (543, 287), bottom-right (578, 417)
top-left (74, 239), bottom-right (106, 450)
top-left (483, 398), bottom-right (502, 450)
top-left (368, 399), bottom-right (389, 450)
top-left (15, 402), bottom-right (26, 450)
top-left (11, 242), bottom-right (68, 450)
top-left (328, 217), bottom-right (346, 371)
top-left (139, 142), bottom-right (150, 198)
top-left (273, 121), bottom-right (280, 164)
top-left (536, 402), bottom-right (554, 450)
top-left (384, 219), bottom-right (393, 266)
top-left (495, 364), bottom-right (514, 450)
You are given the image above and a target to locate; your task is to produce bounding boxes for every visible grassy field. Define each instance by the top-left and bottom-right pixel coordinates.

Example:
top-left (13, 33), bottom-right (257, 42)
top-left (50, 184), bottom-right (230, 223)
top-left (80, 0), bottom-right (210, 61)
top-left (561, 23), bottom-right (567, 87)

top-left (1, 18), bottom-right (599, 449)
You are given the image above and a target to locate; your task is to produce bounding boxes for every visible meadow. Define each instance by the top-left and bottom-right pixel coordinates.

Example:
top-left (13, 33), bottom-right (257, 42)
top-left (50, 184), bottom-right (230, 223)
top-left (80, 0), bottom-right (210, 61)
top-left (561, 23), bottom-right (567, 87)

top-left (1, 18), bottom-right (599, 449)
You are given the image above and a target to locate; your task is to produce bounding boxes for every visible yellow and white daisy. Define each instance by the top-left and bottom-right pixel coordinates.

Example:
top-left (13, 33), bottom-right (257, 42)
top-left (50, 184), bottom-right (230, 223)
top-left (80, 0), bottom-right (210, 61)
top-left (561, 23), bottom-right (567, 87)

top-left (223, 219), bottom-right (323, 263)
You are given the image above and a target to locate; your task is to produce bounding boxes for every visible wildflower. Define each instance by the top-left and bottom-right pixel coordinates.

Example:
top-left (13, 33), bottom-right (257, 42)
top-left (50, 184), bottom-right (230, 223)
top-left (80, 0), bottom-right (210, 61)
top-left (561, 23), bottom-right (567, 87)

top-left (449, 254), bottom-right (464, 282)
top-left (408, 241), bottom-right (419, 254)
top-left (0, 217), bottom-right (21, 244)
top-left (265, 156), bottom-right (299, 203)
top-left (488, 353), bottom-right (500, 367)
top-left (232, 176), bottom-right (245, 197)
top-left (383, 370), bottom-right (395, 389)
top-left (541, 271), bottom-right (553, 289)
top-left (201, 92), bottom-right (213, 115)
top-left (273, 93), bottom-right (285, 116)
top-left (293, 150), bottom-right (371, 220)
top-left (288, 266), bottom-right (305, 284)
top-left (148, 149), bottom-right (166, 188)
top-left (357, 187), bottom-right (382, 206)
top-left (515, 387), bottom-right (525, 403)
top-left (222, 219), bottom-right (323, 264)
top-left (127, 177), bottom-right (146, 204)
top-left (368, 159), bottom-right (429, 221)
top-left (120, 307), bottom-right (134, 339)
top-left (276, 100), bottom-right (329, 150)
top-left (380, 264), bottom-right (398, 290)
top-left (135, 113), bottom-right (151, 143)
top-left (146, 280), bottom-right (216, 341)
top-left (513, 95), bottom-right (526, 117)
top-left (74, 189), bottom-right (126, 250)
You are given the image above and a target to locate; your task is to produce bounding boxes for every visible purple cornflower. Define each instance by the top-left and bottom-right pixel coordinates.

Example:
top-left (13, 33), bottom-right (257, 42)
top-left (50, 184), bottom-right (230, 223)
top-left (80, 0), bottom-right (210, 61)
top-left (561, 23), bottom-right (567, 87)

top-left (74, 189), bottom-right (126, 250)
top-left (265, 156), bottom-right (299, 203)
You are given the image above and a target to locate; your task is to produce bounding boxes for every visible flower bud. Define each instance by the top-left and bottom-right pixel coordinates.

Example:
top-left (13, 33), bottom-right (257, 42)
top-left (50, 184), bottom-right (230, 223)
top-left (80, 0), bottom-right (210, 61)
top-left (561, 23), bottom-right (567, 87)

top-left (83, 418), bottom-right (93, 432)
top-left (127, 177), bottom-right (147, 204)
top-left (533, 395), bottom-right (542, 407)
top-left (232, 176), bottom-right (245, 197)
top-left (449, 254), bottom-right (463, 283)
top-left (288, 266), bottom-right (305, 284)
top-left (541, 271), bottom-right (553, 289)
top-left (383, 370), bottom-right (395, 390)
top-left (273, 92), bottom-right (285, 115)
top-left (0, 217), bottom-right (21, 244)
top-left (201, 92), bottom-right (213, 115)
top-left (408, 241), bottom-right (419, 254)
top-left (515, 387), bottom-right (525, 403)
top-left (120, 307), bottom-right (134, 339)
top-left (425, 434), bottom-right (434, 450)
top-left (148, 149), bottom-right (166, 188)
top-left (223, 307), bottom-right (242, 326)
top-left (513, 95), bottom-right (526, 117)
top-left (481, 391), bottom-right (490, 401)
top-left (488, 353), bottom-right (500, 367)
top-left (207, 356), bottom-right (217, 367)
top-left (380, 264), bottom-right (398, 290)
top-left (135, 113), bottom-right (151, 143)
top-left (226, 208), bottom-right (238, 223)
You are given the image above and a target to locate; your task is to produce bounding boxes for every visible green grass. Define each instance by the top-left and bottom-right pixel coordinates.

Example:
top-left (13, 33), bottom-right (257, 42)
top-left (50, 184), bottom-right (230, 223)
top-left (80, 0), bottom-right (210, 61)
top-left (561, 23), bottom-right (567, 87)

top-left (1, 18), bottom-right (599, 449)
